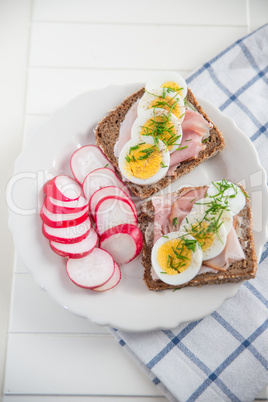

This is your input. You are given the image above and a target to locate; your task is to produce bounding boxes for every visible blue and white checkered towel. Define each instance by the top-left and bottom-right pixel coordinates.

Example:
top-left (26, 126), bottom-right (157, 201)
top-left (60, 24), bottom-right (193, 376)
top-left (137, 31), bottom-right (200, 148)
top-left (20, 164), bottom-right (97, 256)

top-left (111, 24), bottom-right (268, 402)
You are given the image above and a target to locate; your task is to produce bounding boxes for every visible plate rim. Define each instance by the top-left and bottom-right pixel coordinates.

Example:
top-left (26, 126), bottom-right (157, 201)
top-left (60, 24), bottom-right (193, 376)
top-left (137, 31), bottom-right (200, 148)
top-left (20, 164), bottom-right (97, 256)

top-left (8, 84), bottom-right (268, 332)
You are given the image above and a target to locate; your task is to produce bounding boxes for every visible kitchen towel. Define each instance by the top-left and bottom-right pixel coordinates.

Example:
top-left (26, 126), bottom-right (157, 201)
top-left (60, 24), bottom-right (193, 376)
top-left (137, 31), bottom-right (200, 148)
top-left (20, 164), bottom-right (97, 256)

top-left (111, 24), bottom-right (268, 402)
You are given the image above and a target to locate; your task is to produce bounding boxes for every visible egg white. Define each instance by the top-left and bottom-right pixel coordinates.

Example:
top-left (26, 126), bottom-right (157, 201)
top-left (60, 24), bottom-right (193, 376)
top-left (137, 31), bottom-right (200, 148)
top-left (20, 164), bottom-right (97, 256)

top-left (131, 108), bottom-right (182, 154)
top-left (191, 197), bottom-right (233, 234)
top-left (151, 232), bottom-right (203, 286)
top-left (138, 87), bottom-right (186, 124)
top-left (118, 136), bottom-right (170, 185)
top-left (206, 180), bottom-right (246, 216)
top-left (145, 71), bottom-right (187, 100)
top-left (180, 211), bottom-right (227, 261)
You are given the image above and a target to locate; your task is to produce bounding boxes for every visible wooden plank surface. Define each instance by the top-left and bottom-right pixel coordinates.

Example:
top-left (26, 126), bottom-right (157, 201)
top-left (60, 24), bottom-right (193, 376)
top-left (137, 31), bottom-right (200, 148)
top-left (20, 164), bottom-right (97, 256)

top-left (2, 0), bottom-right (268, 400)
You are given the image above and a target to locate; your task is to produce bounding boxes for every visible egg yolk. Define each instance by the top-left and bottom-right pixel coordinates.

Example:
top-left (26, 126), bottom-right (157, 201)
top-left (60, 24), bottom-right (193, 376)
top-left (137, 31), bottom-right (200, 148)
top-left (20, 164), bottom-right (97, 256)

top-left (161, 81), bottom-right (184, 97)
top-left (140, 116), bottom-right (177, 150)
top-left (149, 95), bottom-right (182, 120)
top-left (124, 143), bottom-right (162, 179)
top-left (189, 222), bottom-right (214, 251)
top-left (157, 239), bottom-right (192, 275)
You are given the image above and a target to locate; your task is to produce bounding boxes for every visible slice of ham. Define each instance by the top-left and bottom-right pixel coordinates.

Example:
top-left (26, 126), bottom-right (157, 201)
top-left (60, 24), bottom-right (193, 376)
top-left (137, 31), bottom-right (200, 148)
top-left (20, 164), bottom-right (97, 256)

top-left (169, 186), bottom-right (208, 232)
top-left (152, 186), bottom-right (208, 244)
top-left (167, 109), bottom-right (212, 176)
top-left (203, 226), bottom-right (245, 271)
top-left (152, 193), bottom-right (178, 243)
top-left (181, 109), bottom-right (212, 136)
top-left (114, 100), bottom-right (139, 158)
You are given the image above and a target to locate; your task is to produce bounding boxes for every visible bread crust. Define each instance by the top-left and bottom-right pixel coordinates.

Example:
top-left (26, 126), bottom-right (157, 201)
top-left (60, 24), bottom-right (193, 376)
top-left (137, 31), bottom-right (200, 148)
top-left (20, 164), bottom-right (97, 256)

top-left (138, 186), bottom-right (258, 290)
top-left (95, 87), bottom-right (225, 199)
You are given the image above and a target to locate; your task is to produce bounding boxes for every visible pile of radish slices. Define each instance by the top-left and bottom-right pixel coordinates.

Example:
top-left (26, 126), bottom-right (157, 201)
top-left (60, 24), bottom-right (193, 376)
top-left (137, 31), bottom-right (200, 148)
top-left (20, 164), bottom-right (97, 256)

top-left (41, 145), bottom-right (143, 292)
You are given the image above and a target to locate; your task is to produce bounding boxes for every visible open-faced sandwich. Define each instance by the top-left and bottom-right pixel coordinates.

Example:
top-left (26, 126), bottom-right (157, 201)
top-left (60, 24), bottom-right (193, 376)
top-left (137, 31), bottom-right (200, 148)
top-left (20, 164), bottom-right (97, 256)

top-left (95, 72), bottom-right (225, 199)
top-left (139, 179), bottom-right (257, 290)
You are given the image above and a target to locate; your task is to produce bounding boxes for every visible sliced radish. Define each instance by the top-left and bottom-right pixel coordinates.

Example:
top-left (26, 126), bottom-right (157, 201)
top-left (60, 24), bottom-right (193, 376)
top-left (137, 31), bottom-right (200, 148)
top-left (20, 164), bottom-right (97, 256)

top-left (93, 263), bottom-right (121, 292)
top-left (90, 186), bottom-right (137, 220)
top-left (44, 195), bottom-right (88, 214)
top-left (40, 204), bottom-right (88, 228)
top-left (49, 228), bottom-right (98, 258)
top-left (70, 145), bottom-right (115, 184)
top-left (66, 248), bottom-right (115, 289)
top-left (42, 218), bottom-right (91, 244)
top-left (43, 175), bottom-right (82, 202)
top-left (82, 167), bottom-right (130, 201)
top-left (95, 196), bottom-right (137, 236)
top-left (99, 224), bottom-right (143, 264)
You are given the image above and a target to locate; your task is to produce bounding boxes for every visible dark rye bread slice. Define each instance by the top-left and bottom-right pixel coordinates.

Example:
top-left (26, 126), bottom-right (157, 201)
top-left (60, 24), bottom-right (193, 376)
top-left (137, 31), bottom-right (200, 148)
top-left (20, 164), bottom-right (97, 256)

top-left (138, 186), bottom-right (258, 290)
top-left (95, 87), bottom-right (225, 199)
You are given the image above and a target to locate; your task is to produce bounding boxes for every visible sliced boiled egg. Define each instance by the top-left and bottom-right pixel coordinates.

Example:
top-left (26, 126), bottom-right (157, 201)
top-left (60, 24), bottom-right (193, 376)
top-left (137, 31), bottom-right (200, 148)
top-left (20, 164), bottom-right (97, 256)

top-left (118, 136), bottom-right (170, 185)
top-left (138, 87), bottom-right (186, 123)
top-left (145, 72), bottom-right (187, 100)
top-left (131, 108), bottom-right (182, 154)
top-left (191, 197), bottom-right (233, 234)
top-left (180, 211), bottom-right (227, 261)
top-left (206, 180), bottom-right (246, 216)
top-left (151, 232), bottom-right (202, 286)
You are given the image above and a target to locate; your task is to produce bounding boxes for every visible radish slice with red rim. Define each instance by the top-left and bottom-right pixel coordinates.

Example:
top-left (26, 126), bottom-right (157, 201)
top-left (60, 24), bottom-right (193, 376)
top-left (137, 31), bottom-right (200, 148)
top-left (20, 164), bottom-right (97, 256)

top-left (49, 228), bottom-right (98, 258)
top-left (93, 263), bottom-right (121, 292)
top-left (40, 204), bottom-right (88, 228)
top-left (42, 218), bottom-right (91, 244)
top-left (71, 145), bottom-right (115, 184)
top-left (90, 186), bottom-right (136, 220)
top-left (43, 175), bottom-right (82, 202)
top-left (45, 195), bottom-right (88, 214)
top-left (66, 248), bottom-right (115, 289)
top-left (95, 196), bottom-right (137, 236)
top-left (82, 167), bottom-right (130, 201)
top-left (99, 224), bottom-right (143, 264)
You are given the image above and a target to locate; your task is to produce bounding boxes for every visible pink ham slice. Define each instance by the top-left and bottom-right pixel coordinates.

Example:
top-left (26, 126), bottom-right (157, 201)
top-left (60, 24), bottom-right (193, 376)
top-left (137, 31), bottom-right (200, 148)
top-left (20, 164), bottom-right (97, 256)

top-left (114, 100), bottom-right (139, 158)
top-left (181, 109), bottom-right (212, 134)
top-left (152, 193), bottom-right (178, 243)
top-left (152, 186), bottom-right (208, 243)
top-left (167, 109), bottom-right (212, 176)
top-left (202, 226), bottom-right (245, 271)
top-left (169, 186), bottom-right (208, 232)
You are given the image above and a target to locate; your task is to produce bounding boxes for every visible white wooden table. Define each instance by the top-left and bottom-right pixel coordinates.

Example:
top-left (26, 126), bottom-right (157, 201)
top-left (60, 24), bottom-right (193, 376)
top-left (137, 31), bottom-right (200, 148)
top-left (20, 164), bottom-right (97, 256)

top-left (1, 0), bottom-right (268, 400)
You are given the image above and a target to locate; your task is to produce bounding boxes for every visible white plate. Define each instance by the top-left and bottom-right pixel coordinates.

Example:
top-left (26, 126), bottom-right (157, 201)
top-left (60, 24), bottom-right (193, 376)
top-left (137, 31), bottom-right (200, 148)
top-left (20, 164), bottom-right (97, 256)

top-left (8, 83), bottom-right (268, 332)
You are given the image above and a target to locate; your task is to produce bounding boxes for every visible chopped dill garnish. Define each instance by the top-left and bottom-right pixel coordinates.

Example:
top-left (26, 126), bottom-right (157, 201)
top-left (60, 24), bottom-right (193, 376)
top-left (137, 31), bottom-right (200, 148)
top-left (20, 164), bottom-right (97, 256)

top-left (184, 99), bottom-right (196, 111)
top-left (140, 112), bottom-right (181, 150)
top-left (129, 145), bottom-right (140, 153)
top-left (137, 145), bottom-right (156, 160)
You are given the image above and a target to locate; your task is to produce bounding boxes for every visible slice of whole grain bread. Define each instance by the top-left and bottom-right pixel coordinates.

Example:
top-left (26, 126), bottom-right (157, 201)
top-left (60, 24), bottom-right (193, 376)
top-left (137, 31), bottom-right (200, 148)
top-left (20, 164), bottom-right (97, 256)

top-left (138, 186), bottom-right (257, 290)
top-left (95, 87), bottom-right (225, 199)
